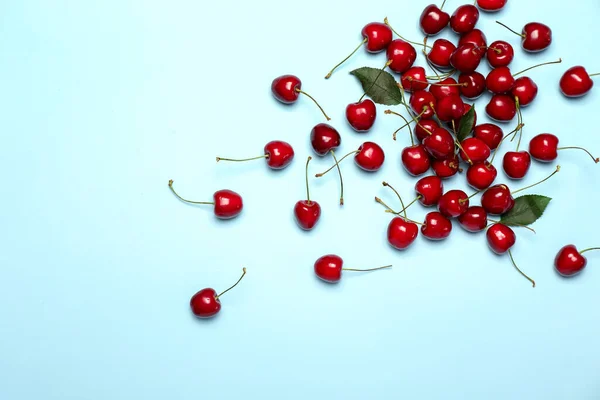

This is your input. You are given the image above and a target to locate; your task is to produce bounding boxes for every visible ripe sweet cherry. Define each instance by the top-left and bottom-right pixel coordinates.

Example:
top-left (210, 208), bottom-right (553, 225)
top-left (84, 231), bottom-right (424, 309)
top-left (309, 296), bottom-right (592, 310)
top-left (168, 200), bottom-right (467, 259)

top-left (450, 43), bottom-right (484, 73)
top-left (420, 3), bottom-right (450, 35)
top-left (216, 140), bottom-right (294, 170)
top-left (459, 71), bottom-right (486, 99)
top-left (432, 154), bottom-right (462, 178)
top-left (402, 144), bottom-right (432, 176)
top-left (168, 180), bottom-right (243, 219)
top-left (316, 142), bottom-right (386, 175)
top-left (190, 268), bottom-right (247, 318)
top-left (450, 5), bottom-right (480, 34)
top-left (555, 245), bottom-right (600, 277)
top-left (422, 211), bottom-right (453, 240)
top-left (294, 157), bottom-right (322, 231)
top-left (477, 0), bottom-right (507, 12)
top-left (560, 66), bottom-right (597, 97)
top-left (467, 161), bottom-right (498, 190)
top-left (346, 99), bottom-right (377, 132)
top-left (401, 67), bottom-right (429, 92)
top-left (474, 123), bottom-right (504, 150)
top-left (314, 254), bottom-right (392, 283)
top-left (427, 39), bottom-right (457, 69)
top-left (487, 40), bottom-right (514, 67)
top-left (271, 75), bottom-right (330, 120)
top-left (529, 134), bottom-right (599, 164)
top-left (459, 29), bottom-right (487, 49)
top-left (458, 206), bottom-right (488, 232)
top-left (310, 123), bottom-right (341, 156)
top-left (497, 21), bottom-right (552, 53)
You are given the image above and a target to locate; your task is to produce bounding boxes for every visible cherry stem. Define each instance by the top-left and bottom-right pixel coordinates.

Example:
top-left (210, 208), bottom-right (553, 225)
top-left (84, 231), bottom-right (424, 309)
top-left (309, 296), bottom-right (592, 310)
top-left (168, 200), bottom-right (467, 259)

top-left (508, 250), bottom-right (535, 288)
top-left (440, 0), bottom-right (447, 9)
top-left (325, 38), bottom-right (367, 79)
top-left (580, 247), bottom-right (600, 255)
top-left (588, 73), bottom-right (600, 77)
top-left (557, 147), bottom-right (600, 163)
top-left (295, 88), bottom-right (331, 121)
top-left (384, 17), bottom-right (432, 49)
top-left (215, 268), bottom-right (247, 299)
top-left (425, 69), bottom-right (456, 81)
top-left (514, 98), bottom-right (524, 151)
top-left (513, 58), bottom-right (562, 77)
top-left (488, 220), bottom-right (536, 234)
top-left (452, 120), bottom-right (474, 165)
top-left (343, 265), bottom-right (393, 272)
top-left (304, 156), bottom-right (313, 204)
top-left (375, 196), bottom-right (399, 214)
top-left (513, 165), bottom-right (561, 194)
top-left (382, 181), bottom-right (408, 219)
top-left (387, 109), bottom-right (423, 143)
top-left (408, 78), bottom-right (467, 87)
top-left (359, 60), bottom-right (393, 103)
top-left (216, 155), bottom-right (268, 163)
top-left (496, 21), bottom-right (525, 38)
top-left (331, 150), bottom-right (344, 206)
top-left (168, 180), bottom-right (214, 205)
top-left (393, 196), bottom-right (420, 217)
top-left (315, 150), bottom-right (359, 177)
top-left (490, 123), bottom-right (524, 164)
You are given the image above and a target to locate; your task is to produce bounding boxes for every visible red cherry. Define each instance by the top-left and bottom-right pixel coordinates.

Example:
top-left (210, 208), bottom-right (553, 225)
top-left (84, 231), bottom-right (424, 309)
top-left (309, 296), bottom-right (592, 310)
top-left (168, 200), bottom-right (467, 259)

top-left (467, 162), bottom-right (497, 190)
top-left (487, 40), bottom-right (514, 67)
top-left (481, 184), bottom-right (514, 215)
top-left (511, 77), bottom-right (538, 107)
top-left (421, 211), bottom-right (453, 240)
top-left (460, 137), bottom-right (491, 163)
top-left (438, 190), bottom-right (469, 218)
top-left (168, 180), bottom-right (243, 220)
top-left (503, 151), bottom-right (531, 179)
top-left (486, 223), bottom-right (515, 254)
top-left (458, 206), bottom-right (488, 232)
top-left (346, 99), bottom-right (377, 132)
top-left (272, 75), bottom-right (330, 120)
top-left (432, 154), bottom-right (461, 178)
top-left (486, 66), bottom-right (515, 94)
top-left (387, 217), bottom-right (419, 250)
top-left (420, 4), bottom-right (450, 35)
top-left (294, 157), bottom-right (321, 231)
top-left (497, 21), bottom-right (552, 53)
top-left (387, 39), bottom-right (417, 74)
top-left (314, 254), bottom-right (391, 283)
top-left (459, 71), bottom-right (486, 99)
top-left (560, 66), bottom-right (596, 98)
top-left (415, 119), bottom-right (439, 142)
top-left (401, 67), bottom-right (429, 92)
top-left (436, 95), bottom-right (465, 122)
top-left (450, 43), bottom-right (484, 73)
top-left (477, 0), bottom-right (507, 12)
top-left (402, 145), bottom-right (431, 176)
top-left (529, 133), bottom-right (558, 162)
top-left (486, 94), bottom-right (516, 121)
top-left (216, 140), bottom-right (294, 170)
top-left (429, 77), bottom-right (462, 100)
top-left (310, 123), bottom-right (341, 156)
top-left (427, 39), bottom-right (456, 70)
top-left (474, 123), bottom-right (504, 150)
top-left (415, 175), bottom-right (444, 206)
top-left (190, 268), bottom-right (247, 318)
top-left (423, 127), bottom-right (455, 159)
top-left (450, 5), bottom-right (480, 34)
top-left (410, 90), bottom-right (437, 119)
top-left (354, 142), bottom-right (385, 171)
top-left (555, 245), bottom-right (600, 277)
top-left (458, 29), bottom-right (487, 49)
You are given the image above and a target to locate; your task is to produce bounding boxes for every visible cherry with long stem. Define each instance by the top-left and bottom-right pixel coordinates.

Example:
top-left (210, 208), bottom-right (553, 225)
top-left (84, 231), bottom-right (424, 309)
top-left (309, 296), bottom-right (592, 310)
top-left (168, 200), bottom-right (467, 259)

top-left (315, 150), bottom-right (359, 177)
top-left (384, 17), bottom-right (432, 49)
top-left (513, 58), bottom-right (562, 77)
top-left (215, 268), bottom-right (247, 300)
top-left (508, 250), bottom-right (535, 287)
top-left (513, 165), bottom-right (561, 195)
top-left (295, 88), bottom-right (331, 120)
top-left (325, 38), bottom-right (367, 79)
top-left (168, 180), bottom-right (214, 205)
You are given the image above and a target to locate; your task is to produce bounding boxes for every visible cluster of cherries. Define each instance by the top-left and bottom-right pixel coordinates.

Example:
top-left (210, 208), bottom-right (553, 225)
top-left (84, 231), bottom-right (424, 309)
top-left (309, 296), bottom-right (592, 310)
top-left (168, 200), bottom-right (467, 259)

top-left (170, 0), bottom-right (599, 318)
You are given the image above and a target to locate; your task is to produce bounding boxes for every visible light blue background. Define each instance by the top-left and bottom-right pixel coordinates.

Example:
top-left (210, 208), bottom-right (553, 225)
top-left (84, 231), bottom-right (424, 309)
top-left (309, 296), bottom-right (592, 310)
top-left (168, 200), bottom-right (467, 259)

top-left (1, 0), bottom-right (599, 399)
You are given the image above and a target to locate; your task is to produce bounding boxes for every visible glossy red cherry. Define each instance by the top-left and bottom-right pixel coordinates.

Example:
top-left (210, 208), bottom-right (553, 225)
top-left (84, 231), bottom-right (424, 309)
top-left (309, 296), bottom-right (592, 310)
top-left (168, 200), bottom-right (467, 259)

top-left (423, 127), bottom-right (455, 159)
top-left (450, 5), bottom-right (480, 34)
top-left (387, 39), bottom-right (417, 74)
top-left (314, 254), bottom-right (391, 283)
top-left (497, 21), bottom-right (552, 53)
top-left (429, 77), bottom-right (462, 100)
top-left (354, 142), bottom-right (385, 171)
top-left (511, 77), bottom-right (538, 107)
top-left (487, 40), bottom-right (514, 67)
top-left (436, 95), bottom-right (465, 122)
top-left (450, 44), bottom-right (484, 73)
top-left (486, 94), bottom-right (516, 121)
top-left (346, 99), bottom-right (377, 132)
top-left (458, 206), bottom-right (488, 232)
top-left (310, 123), bottom-right (341, 156)
top-left (459, 71), bottom-right (486, 99)
top-left (503, 151), bottom-right (531, 179)
top-left (460, 137), bottom-right (491, 163)
top-left (421, 211), bottom-right (453, 240)
top-left (529, 135), bottom-right (600, 164)
top-left (481, 184), bottom-right (514, 215)
top-left (416, 119), bottom-right (439, 142)
top-left (168, 180), bottom-right (243, 220)
top-left (294, 157), bottom-right (321, 230)
top-left (271, 75), bottom-right (330, 120)
top-left (477, 0), bottom-right (507, 12)
top-left (410, 90), bottom-right (436, 119)
top-left (401, 67), bottom-right (429, 92)
top-left (216, 140), bottom-right (294, 170)
top-left (387, 217), bottom-right (419, 250)
top-left (415, 175), bottom-right (444, 206)
top-left (458, 29), bottom-right (487, 49)
top-left (438, 190), bottom-right (469, 218)
top-left (420, 4), bottom-right (450, 35)
top-left (474, 123), bottom-right (504, 150)
top-left (427, 39), bottom-right (456, 70)
top-left (486, 223), bottom-right (515, 254)
top-left (402, 145), bottom-right (431, 176)
top-left (555, 245), bottom-right (599, 277)
top-left (560, 66), bottom-right (596, 98)
top-left (467, 162), bottom-right (497, 190)
top-left (190, 268), bottom-right (247, 318)
top-left (486, 66), bottom-right (515, 94)
top-left (432, 154), bottom-right (461, 178)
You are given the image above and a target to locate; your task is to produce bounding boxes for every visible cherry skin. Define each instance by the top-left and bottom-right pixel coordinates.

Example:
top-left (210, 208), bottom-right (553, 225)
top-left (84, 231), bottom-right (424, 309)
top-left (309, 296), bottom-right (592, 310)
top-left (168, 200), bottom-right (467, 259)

top-left (486, 223), bottom-right (516, 254)
top-left (459, 71), bottom-right (486, 99)
top-left (450, 44), bottom-right (484, 73)
top-left (190, 288), bottom-right (221, 318)
top-left (423, 127), bottom-right (455, 159)
top-left (420, 4), bottom-right (450, 35)
top-left (294, 200), bottom-right (321, 230)
top-left (387, 217), bottom-right (419, 250)
top-left (554, 245), bottom-right (588, 277)
top-left (481, 184), bottom-right (514, 215)
top-left (410, 90), bottom-right (436, 119)
top-left (467, 162), bottom-right (497, 190)
top-left (427, 39), bottom-right (456, 70)
top-left (511, 77), bottom-right (538, 107)
top-left (438, 190), bottom-right (469, 218)
top-left (503, 151), bottom-right (531, 179)
top-left (474, 123), bottom-right (504, 150)
top-left (486, 94), bottom-right (516, 121)
top-left (528, 133), bottom-right (558, 162)
top-left (415, 175), bottom-right (444, 206)
top-left (458, 206), bottom-right (488, 232)
top-left (310, 123), bottom-right (341, 156)
top-left (421, 211), bottom-right (453, 240)
top-left (432, 154), bottom-right (461, 179)
top-left (264, 140), bottom-right (295, 169)
top-left (459, 29), bottom-right (487, 49)
top-left (401, 67), bottom-right (429, 92)
top-left (460, 137), bottom-right (491, 163)
top-left (362, 22), bottom-right (394, 52)
top-left (346, 99), bottom-right (377, 132)
top-left (486, 67), bottom-right (515, 94)
top-left (436, 95), bottom-right (465, 122)
top-left (271, 75), bottom-right (301, 103)
top-left (402, 145), bottom-right (431, 176)
top-left (477, 0), bottom-right (507, 12)
top-left (429, 77), bottom-right (461, 101)
top-left (355, 142), bottom-right (385, 171)
top-left (387, 39), bottom-right (417, 74)
top-left (450, 5), bottom-right (480, 34)
top-left (415, 119), bottom-right (439, 142)
top-left (522, 22), bottom-right (552, 53)
top-left (487, 41), bottom-right (514, 68)
top-left (560, 66), bottom-right (595, 97)
top-left (314, 254), bottom-right (344, 283)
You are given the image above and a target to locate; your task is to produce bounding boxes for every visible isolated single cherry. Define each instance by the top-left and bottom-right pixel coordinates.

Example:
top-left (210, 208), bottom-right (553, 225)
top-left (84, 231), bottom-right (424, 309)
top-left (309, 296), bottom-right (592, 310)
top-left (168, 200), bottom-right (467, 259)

top-left (529, 134), bottom-right (599, 164)
top-left (292, 157), bottom-right (321, 231)
top-left (401, 67), bottom-right (429, 92)
top-left (458, 206), bottom-right (488, 232)
top-left (216, 140), bottom-right (294, 170)
top-left (429, 77), bottom-right (462, 101)
top-left (459, 71), bottom-right (486, 99)
top-left (387, 217), bottom-right (419, 250)
top-left (497, 21), bottom-right (552, 53)
top-left (555, 245), bottom-right (600, 277)
top-left (421, 211), bottom-right (453, 240)
top-left (314, 254), bottom-right (391, 283)
top-left (190, 268), bottom-right (247, 318)
top-left (420, 4), bottom-right (450, 35)
top-left (474, 123), bottom-right (504, 150)
top-left (346, 99), bottom-right (377, 132)
top-left (168, 180), bottom-right (243, 219)
top-left (560, 66), bottom-right (596, 97)
top-left (460, 137), bottom-right (491, 163)
top-left (410, 90), bottom-right (436, 119)
top-left (402, 145), bottom-right (431, 176)
top-left (387, 39), bottom-right (417, 74)
top-left (486, 94), bottom-right (516, 121)
top-left (436, 95), bottom-right (465, 122)
top-left (432, 154), bottom-right (461, 178)
top-left (438, 190), bottom-right (469, 218)
top-left (450, 43), bottom-right (484, 73)
top-left (467, 161), bottom-right (497, 190)
top-left (423, 127), bottom-right (455, 159)
top-left (310, 123), bottom-right (341, 156)
top-left (271, 75), bottom-right (330, 120)
top-left (415, 175), bottom-right (444, 206)
top-left (459, 29), bottom-right (487, 49)
top-left (427, 39), bottom-right (457, 69)
top-left (486, 66), bottom-right (515, 94)
top-left (503, 151), bottom-right (531, 179)
top-left (481, 184), bottom-right (514, 215)
top-left (477, 0), bottom-right (507, 12)
top-left (486, 223), bottom-right (515, 254)
top-left (416, 119), bottom-right (440, 142)
top-left (450, 5), bottom-right (480, 34)
top-left (487, 40), bottom-right (514, 67)
top-left (511, 77), bottom-right (538, 107)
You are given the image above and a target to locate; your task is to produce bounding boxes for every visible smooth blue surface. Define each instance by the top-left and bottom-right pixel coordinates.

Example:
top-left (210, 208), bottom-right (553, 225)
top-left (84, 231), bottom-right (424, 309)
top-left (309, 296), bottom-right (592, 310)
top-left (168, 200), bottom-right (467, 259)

top-left (1, 1), bottom-right (600, 399)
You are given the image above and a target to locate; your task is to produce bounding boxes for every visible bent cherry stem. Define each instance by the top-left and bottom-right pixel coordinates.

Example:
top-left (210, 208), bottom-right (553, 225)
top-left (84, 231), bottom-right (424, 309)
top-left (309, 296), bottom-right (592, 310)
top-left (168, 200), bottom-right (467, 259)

top-left (325, 38), bottom-right (367, 79)
top-left (315, 150), bottom-right (359, 177)
top-left (168, 180), bottom-right (214, 205)
top-left (580, 247), bottom-right (600, 254)
top-left (508, 250), bottom-right (535, 288)
top-left (304, 156), bottom-right (313, 203)
top-left (331, 150), bottom-right (345, 206)
top-left (513, 58), bottom-right (562, 77)
top-left (215, 268), bottom-right (247, 300)
top-left (374, 197), bottom-right (423, 225)
top-left (294, 88), bottom-right (331, 121)
top-left (496, 21), bottom-right (525, 38)
top-left (557, 146), bottom-right (600, 163)
top-left (382, 181), bottom-right (408, 219)
top-left (384, 17), bottom-right (432, 49)
top-left (385, 109), bottom-right (417, 143)
top-left (513, 165), bottom-right (561, 195)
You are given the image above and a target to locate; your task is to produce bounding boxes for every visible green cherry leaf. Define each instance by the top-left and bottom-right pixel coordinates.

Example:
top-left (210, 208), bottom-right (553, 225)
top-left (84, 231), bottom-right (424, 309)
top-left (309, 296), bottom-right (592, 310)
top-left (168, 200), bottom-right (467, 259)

top-left (350, 67), bottom-right (403, 106)
top-left (456, 105), bottom-right (476, 142)
top-left (500, 195), bottom-right (552, 227)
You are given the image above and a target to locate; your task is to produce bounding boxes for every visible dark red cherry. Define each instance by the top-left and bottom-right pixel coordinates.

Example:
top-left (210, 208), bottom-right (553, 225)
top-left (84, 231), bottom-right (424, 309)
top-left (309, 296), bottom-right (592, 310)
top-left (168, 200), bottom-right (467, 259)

top-left (168, 181), bottom-right (244, 220)
top-left (528, 134), bottom-right (560, 162)
top-left (459, 71), bottom-right (486, 99)
top-left (522, 22), bottom-right (552, 53)
top-left (436, 95), bottom-right (465, 122)
top-left (477, 0), bottom-right (507, 12)
top-left (410, 90), bottom-right (436, 119)
top-left (294, 156), bottom-right (321, 230)
top-left (415, 119), bottom-right (439, 142)
top-left (401, 67), bottom-right (429, 92)
top-left (432, 154), bottom-right (461, 178)
top-left (486, 66), bottom-right (515, 94)
top-left (486, 94), bottom-right (516, 121)
top-left (427, 39), bottom-right (456, 70)
top-left (486, 223), bottom-right (516, 254)
top-left (346, 99), bottom-right (377, 132)
top-left (487, 40), bottom-right (514, 67)
top-left (264, 140), bottom-right (295, 169)
top-left (310, 124), bottom-right (341, 156)
top-left (415, 175), bottom-right (444, 206)
top-left (481, 184), bottom-right (514, 215)
top-left (450, 43), bottom-right (484, 73)
top-left (429, 77), bottom-right (461, 100)
top-left (458, 206), bottom-right (488, 232)
top-left (560, 66), bottom-right (595, 98)
top-left (467, 161), bottom-right (497, 190)
top-left (423, 127), bottom-right (455, 159)
top-left (438, 189), bottom-right (469, 218)
top-left (511, 77), bottom-right (538, 107)
top-left (362, 22), bottom-right (394, 52)
top-left (271, 75), bottom-right (301, 103)
top-left (421, 211), bottom-right (453, 240)
top-left (450, 5), bottom-right (480, 34)
top-left (402, 144), bottom-right (431, 176)
top-left (503, 151), bottom-right (531, 179)
top-left (474, 123), bottom-right (504, 150)
top-left (190, 288), bottom-right (221, 318)
top-left (314, 254), bottom-right (343, 282)
top-left (420, 4), bottom-right (450, 35)
top-left (460, 137), bottom-right (491, 163)
top-left (355, 142), bottom-right (385, 171)
top-left (387, 39), bottom-right (417, 74)
top-left (458, 29), bottom-right (487, 49)
top-left (554, 245), bottom-right (590, 277)
top-left (387, 217), bottom-right (419, 250)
